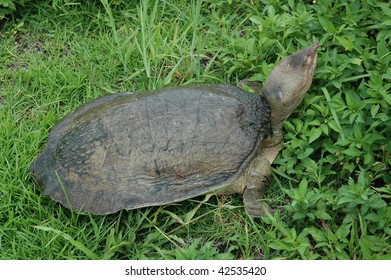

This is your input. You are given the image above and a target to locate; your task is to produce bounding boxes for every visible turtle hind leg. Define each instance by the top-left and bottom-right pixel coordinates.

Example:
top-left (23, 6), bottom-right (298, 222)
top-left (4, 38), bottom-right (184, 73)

top-left (243, 156), bottom-right (273, 218)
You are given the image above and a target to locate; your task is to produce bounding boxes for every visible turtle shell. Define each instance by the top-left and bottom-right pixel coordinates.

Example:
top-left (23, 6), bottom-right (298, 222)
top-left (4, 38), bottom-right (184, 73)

top-left (30, 84), bottom-right (271, 214)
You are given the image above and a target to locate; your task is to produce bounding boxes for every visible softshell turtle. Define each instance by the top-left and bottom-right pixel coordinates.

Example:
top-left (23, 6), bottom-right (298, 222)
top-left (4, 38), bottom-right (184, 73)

top-left (30, 42), bottom-right (320, 217)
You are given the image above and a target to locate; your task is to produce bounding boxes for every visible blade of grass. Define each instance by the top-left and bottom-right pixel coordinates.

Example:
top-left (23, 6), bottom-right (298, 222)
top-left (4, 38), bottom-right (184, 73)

top-left (137, 0), bottom-right (151, 78)
top-left (55, 171), bottom-right (73, 213)
top-left (34, 226), bottom-right (99, 260)
top-left (163, 57), bottom-right (184, 85)
top-left (100, 0), bottom-right (126, 71)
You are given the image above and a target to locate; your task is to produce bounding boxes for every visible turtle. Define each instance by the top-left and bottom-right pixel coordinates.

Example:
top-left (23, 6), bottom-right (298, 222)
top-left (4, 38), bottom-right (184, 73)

top-left (30, 42), bottom-right (320, 217)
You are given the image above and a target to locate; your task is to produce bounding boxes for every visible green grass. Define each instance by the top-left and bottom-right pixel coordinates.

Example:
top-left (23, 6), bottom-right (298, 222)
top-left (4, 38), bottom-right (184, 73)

top-left (0, 0), bottom-right (390, 260)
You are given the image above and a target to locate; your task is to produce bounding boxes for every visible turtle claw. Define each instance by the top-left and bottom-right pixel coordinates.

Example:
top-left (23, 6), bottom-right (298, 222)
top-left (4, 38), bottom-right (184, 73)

top-left (243, 181), bottom-right (272, 218)
top-left (245, 202), bottom-right (274, 218)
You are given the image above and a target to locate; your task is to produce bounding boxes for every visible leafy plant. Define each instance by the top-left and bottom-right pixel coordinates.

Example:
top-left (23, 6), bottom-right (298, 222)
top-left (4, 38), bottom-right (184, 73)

top-left (0, 0), bottom-right (30, 19)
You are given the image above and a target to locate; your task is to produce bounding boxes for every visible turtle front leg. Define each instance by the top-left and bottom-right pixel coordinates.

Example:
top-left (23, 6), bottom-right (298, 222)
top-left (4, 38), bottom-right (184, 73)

top-left (243, 156), bottom-right (272, 217)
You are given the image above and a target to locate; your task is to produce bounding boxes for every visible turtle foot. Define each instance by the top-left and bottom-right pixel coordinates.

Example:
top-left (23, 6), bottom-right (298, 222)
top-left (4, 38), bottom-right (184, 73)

top-left (245, 201), bottom-right (274, 218)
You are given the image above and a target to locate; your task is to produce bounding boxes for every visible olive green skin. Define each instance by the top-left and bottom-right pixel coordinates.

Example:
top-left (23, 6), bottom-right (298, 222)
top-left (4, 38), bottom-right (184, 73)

top-left (30, 84), bottom-right (271, 214)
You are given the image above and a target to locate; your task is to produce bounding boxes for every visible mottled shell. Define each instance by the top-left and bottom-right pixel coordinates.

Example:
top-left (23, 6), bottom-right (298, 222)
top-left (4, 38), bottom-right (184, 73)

top-left (30, 84), bottom-right (271, 214)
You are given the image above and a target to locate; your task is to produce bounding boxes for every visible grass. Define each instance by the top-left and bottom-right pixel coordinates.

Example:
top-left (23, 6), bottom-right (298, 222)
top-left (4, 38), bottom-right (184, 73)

top-left (0, 0), bottom-right (390, 260)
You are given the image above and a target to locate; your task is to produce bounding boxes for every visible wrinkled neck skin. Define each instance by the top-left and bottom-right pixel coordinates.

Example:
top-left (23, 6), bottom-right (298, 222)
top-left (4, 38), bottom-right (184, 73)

top-left (262, 42), bottom-right (319, 138)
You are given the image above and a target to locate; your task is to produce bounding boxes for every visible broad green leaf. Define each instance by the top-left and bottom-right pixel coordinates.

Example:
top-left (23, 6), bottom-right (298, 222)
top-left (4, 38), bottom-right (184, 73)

top-left (368, 196), bottom-right (387, 209)
top-left (309, 127), bottom-right (322, 143)
top-left (249, 15), bottom-right (263, 25)
top-left (315, 211), bottom-right (332, 221)
top-left (304, 227), bottom-right (326, 242)
top-left (336, 36), bottom-right (353, 51)
top-left (335, 223), bottom-right (351, 240)
top-left (328, 120), bottom-right (343, 134)
top-left (337, 196), bottom-right (356, 205)
top-left (341, 147), bottom-right (362, 157)
top-left (370, 104), bottom-right (380, 117)
top-left (319, 16), bottom-right (335, 32)
top-left (363, 153), bottom-right (373, 165)
top-left (297, 147), bottom-right (314, 159)
top-left (298, 178), bottom-right (308, 197)
top-left (322, 87), bottom-right (344, 138)
top-left (376, 2), bottom-right (391, 17)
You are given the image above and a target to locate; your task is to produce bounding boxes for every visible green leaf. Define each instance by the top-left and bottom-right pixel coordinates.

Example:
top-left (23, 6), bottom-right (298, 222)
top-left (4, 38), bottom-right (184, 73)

top-left (341, 147), bottom-right (362, 157)
top-left (297, 148), bottom-right (314, 159)
top-left (374, 254), bottom-right (391, 260)
top-left (368, 196), bottom-right (387, 209)
top-left (267, 5), bottom-right (275, 17)
top-left (322, 87), bottom-right (344, 138)
top-left (304, 227), bottom-right (326, 243)
top-left (249, 15), bottom-right (263, 25)
top-left (328, 120), bottom-right (343, 134)
top-left (363, 133), bottom-right (386, 143)
top-left (336, 36), bottom-right (353, 51)
top-left (308, 127), bottom-right (322, 143)
top-left (335, 223), bottom-right (351, 240)
top-left (359, 237), bottom-right (371, 259)
top-left (365, 213), bottom-right (380, 222)
top-left (376, 2), bottom-right (391, 17)
top-left (377, 38), bottom-right (390, 59)
top-left (363, 153), bottom-right (373, 165)
top-left (320, 123), bottom-right (329, 135)
top-left (293, 212), bottom-right (306, 220)
top-left (315, 211), bottom-right (332, 221)
top-left (319, 16), bottom-right (335, 32)
top-left (297, 178), bottom-right (308, 201)
top-left (337, 196), bottom-right (356, 205)
top-left (0, 0), bottom-right (15, 10)
top-left (370, 104), bottom-right (380, 117)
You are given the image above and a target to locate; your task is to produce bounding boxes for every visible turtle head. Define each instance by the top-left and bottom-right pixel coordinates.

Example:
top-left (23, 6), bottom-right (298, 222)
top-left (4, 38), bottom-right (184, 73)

top-left (262, 42), bottom-right (320, 131)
